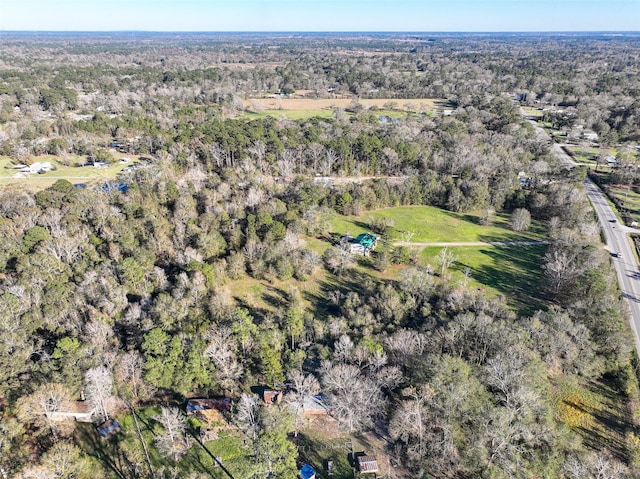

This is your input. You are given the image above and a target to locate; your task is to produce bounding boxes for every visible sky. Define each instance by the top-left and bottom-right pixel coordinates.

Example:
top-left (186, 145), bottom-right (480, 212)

top-left (1, 0), bottom-right (638, 32)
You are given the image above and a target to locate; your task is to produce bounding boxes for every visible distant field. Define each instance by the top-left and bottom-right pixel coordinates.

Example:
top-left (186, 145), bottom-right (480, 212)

top-left (244, 97), bottom-right (450, 113)
top-left (330, 205), bottom-right (547, 243)
top-left (241, 108), bottom-right (416, 121)
top-left (564, 145), bottom-right (618, 167)
top-left (242, 109), bottom-right (335, 120)
top-left (0, 153), bottom-right (139, 191)
top-left (521, 106), bottom-right (544, 118)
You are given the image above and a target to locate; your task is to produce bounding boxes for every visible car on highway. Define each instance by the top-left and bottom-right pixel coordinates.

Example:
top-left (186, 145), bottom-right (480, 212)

top-left (613, 252), bottom-right (622, 258)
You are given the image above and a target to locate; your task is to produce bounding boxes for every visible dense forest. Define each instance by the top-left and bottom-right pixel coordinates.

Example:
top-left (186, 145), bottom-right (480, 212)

top-left (1, 32), bottom-right (640, 479)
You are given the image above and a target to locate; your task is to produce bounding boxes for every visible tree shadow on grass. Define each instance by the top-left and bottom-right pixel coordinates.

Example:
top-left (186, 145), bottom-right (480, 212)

top-left (453, 245), bottom-right (547, 316)
top-left (75, 422), bottom-right (136, 479)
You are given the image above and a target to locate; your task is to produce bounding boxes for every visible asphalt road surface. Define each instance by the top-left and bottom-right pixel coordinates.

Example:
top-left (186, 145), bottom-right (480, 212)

top-left (584, 178), bottom-right (640, 356)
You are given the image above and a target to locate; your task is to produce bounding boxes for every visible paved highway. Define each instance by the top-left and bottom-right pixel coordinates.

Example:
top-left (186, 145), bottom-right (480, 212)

top-left (584, 179), bottom-right (640, 356)
top-left (521, 108), bottom-right (640, 356)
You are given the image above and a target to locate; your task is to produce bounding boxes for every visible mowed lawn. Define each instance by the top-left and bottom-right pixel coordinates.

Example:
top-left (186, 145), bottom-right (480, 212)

top-left (330, 205), bottom-right (547, 243)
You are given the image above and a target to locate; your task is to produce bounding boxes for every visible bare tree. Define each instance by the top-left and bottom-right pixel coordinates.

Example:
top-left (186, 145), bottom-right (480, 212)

top-left (115, 350), bottom-right (146, 401)
top-left (153, 407), bottom-right (191, 462)
top-left (563, 452), bottom-right (629, 479)
top-left (510, 208), bottom-right (531, 232)
top-left (438, 247), bottom-right (457, 277)
top-left (204, 326), bottom-right (243, 394)
top-left (320, 362), bottom-right (385, 432)
top-left (85, 366), bottom-right (115, 422)
top-left (288, 370), bottom-right (320, 436)
top-left (16, 383), bottom-right (73, 439)
top-left (235, 393), bottom-right (260, 440)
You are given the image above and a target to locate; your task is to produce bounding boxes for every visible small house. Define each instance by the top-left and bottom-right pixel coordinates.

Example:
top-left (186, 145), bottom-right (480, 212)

top-left (583, 131), bottom-right (599, 141)
top-left (349, 233), bottom-right (378, 256)
top-left (24, 162), bottom-right (52, 174)
top-left (97, 419), bottom-right (121, 439)
top-left (357, 455), bottom-right (379, 474)
top-left (299, 464), bottom-right (316, 479)
top-left (46, 401), bottom-right (95, 423)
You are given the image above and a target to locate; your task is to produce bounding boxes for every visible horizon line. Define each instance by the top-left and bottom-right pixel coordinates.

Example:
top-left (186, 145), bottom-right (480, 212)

top-left (1, 29), bottom-right (639, 34)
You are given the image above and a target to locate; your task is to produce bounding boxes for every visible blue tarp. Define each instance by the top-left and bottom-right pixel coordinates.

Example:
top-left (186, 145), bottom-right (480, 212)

top-left (100, 182), bottom-right (129, 193)
top-left (98, 420), bottom-right (120, 437)
top-left (299, 464), bottom-right (315, 479)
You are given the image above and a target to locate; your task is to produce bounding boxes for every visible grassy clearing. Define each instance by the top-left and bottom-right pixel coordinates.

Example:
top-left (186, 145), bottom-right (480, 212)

top-left (605, 184), bottom-right (640, 223)
top-left (521, 106), bottom-right (544, 118)
top-left (297, 416), bottom-right (407, 479)
top-left (419, 244), bottom-right (546, 315)
top-left (75, 406), bottom-right (250, 479)
top-left (228, 206), bottom-right (548, 317)
top-left (330, 206), bottom-right (547, 243)
top-left (0, 153), bottom-right (139, 191)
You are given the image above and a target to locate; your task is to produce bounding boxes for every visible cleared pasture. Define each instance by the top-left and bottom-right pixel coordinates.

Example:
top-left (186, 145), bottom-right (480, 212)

top-left (330, 205), bottom-right (547, 243)
top-left (243, 97), bottom-right (450, 113)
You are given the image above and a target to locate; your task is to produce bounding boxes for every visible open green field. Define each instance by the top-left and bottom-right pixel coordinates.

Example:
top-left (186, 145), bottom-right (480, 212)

top-left (0, 154), bottom-right (139, 191)
top-left (552, 375), bottom-right (635, 462)
top-left (564, 145), bottom-right (618, 166)
top-left (227, 206), bottom-right (548, 317)
top-left (330, 205), bottom-right (547, 243)
top-left (241, 108), bottom-right (420, 121)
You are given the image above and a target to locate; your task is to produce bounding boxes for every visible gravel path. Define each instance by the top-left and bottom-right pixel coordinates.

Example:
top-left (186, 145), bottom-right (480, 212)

top-left (393, 240), bottom-right (549, 247)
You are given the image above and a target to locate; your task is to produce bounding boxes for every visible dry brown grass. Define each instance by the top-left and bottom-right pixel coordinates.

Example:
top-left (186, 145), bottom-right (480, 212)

top-left (244, 97), bottom-right (446, 112)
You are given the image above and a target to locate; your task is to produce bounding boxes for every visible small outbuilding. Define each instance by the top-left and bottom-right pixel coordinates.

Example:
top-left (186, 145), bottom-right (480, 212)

top-left (357, 455), bottom-right (379, 474)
